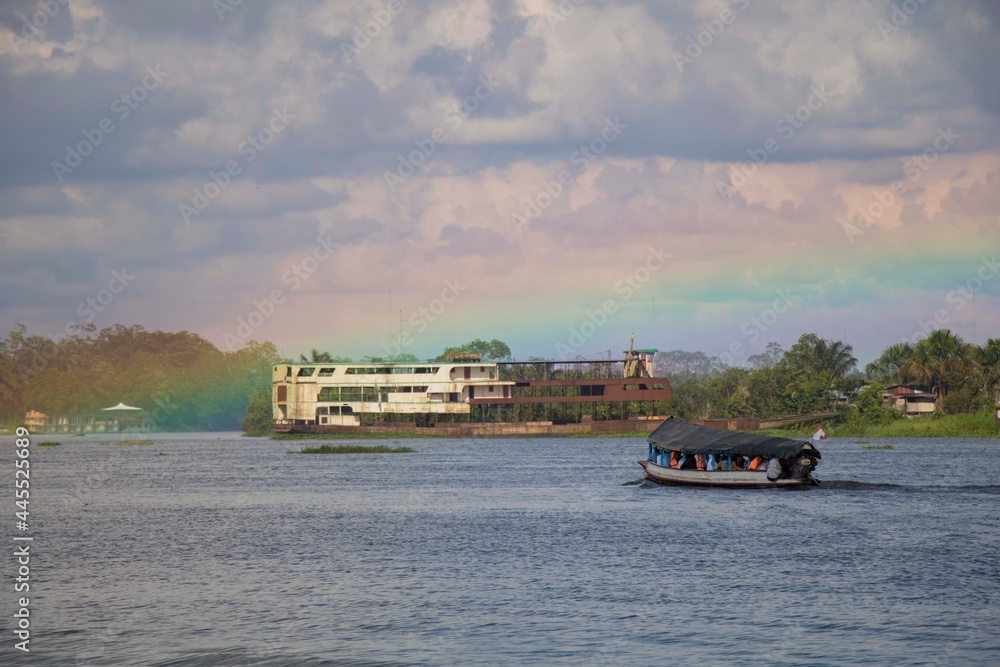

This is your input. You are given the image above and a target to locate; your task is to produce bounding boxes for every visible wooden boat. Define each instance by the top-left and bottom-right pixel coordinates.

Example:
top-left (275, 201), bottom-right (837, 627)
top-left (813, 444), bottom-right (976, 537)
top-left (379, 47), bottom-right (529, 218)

top-left (638, 417), bottom-right (821, 488)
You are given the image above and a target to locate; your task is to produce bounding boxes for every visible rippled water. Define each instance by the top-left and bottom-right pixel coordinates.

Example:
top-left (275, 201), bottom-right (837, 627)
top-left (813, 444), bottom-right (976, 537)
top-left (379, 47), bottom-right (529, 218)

top-left (2, 433), bottom-right (998, 666)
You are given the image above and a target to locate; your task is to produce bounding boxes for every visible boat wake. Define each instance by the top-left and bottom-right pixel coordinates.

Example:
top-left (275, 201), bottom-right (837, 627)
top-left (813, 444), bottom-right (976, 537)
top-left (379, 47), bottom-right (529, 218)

top-left (819, 480), bottom-right (906, 491)
top-left (818, 481), bottom-right (1000, 493)
top-left (627, 477), bottom-right (1000, 493)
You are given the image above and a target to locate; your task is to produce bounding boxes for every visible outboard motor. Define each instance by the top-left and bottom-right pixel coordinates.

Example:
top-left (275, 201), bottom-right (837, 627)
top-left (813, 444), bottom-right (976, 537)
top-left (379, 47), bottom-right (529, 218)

top-left (796, 455), bottom-right (818, 482)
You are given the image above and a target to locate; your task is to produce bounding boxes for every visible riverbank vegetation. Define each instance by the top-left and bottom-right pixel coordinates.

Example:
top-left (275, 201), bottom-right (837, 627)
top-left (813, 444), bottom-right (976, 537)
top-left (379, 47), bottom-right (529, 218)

top-left (661, 332), bottom-right (999, 437)
top-left (761, 409), bottom-right (999, 439)
top-left (4, 323), bottom-right (996, 438)
top-left (1, 323), bottom-right (277, 432)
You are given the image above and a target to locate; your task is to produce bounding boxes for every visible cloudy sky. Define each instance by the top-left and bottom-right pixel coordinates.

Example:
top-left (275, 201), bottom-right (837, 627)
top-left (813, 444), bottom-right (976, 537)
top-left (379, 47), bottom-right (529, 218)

top-left (1, 0), bottom-right (998, 365)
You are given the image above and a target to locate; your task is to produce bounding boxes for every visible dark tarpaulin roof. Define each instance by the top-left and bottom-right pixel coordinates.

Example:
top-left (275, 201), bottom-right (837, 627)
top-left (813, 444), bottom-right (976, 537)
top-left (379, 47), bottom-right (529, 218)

top-left (647, 417), bottom-right (821, 460)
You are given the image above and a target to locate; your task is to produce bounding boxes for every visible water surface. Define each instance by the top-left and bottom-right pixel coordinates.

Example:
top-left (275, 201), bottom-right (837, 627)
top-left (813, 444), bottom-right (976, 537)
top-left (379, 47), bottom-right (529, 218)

top-left (2, 433), bottom-right (998, 666)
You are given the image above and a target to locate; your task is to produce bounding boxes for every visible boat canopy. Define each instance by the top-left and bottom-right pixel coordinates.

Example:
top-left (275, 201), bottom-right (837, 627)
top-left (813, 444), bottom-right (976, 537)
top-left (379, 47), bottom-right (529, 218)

top-left (647, 417), bottom-right (821, 460)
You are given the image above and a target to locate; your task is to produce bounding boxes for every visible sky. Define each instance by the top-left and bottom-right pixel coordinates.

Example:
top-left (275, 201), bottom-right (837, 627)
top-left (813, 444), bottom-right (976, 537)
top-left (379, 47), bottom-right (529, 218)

top-left (1, 0), bottom-right (998, 367)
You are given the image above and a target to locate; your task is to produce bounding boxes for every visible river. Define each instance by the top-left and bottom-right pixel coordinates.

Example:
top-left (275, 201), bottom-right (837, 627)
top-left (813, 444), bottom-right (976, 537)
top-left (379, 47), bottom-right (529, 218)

top-left (2, 433), bottom-right (997, 666)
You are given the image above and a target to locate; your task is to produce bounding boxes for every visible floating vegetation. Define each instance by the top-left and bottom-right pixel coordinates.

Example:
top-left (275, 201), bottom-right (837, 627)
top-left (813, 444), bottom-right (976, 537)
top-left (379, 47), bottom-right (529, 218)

top-left (297, 444), bottom-right (416, 454)
top-left (862, 444), bottom-right (894, 450)
top-left (38, 441), bottom-right (61, 447)
top-left (857, 440), bottom-right (870, 444)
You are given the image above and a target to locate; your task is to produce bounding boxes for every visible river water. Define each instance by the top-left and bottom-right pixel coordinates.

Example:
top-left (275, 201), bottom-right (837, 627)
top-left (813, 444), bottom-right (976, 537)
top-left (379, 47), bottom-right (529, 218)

top-left (2, 433), bottom-right (998, 666)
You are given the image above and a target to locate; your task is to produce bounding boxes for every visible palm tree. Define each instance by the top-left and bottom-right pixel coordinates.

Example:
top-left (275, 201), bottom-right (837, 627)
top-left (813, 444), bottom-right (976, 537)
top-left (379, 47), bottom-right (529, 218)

top-left (299, 348), bottom-right (335, 363)
top-left (900, 329), bottom-right (967, 398)
top-left (974, 338), bottom-right (1000, 399)
top-left (781, 334), bottom-right (858, 400)
top-left (865, 342), bottom-right (914, 384)
top-left (815, 339), bottom-right (858, 387)
top-left (975, 338), bottom-right (1000, 370)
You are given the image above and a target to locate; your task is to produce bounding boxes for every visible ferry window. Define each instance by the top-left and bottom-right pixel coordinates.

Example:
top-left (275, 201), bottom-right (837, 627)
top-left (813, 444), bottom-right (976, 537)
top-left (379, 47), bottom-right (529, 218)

top-left (285, 366), bottom-right (292, 377)
top-left (392, 367), bottom-right (414, 374)
top-left (414, 386), bottom-right (428, 392)
top-left (297, 368), bottom-right (315, 377)
top-left (653, 383), bottom-right (664, 390)
top-left (318, 387), bottom-right (340, 401)
top-left (318, 368), bottom-right (336, 376)
top-left (340, 387), bottom-right (362, 401)
top-left (414, 367), bottom-right (439, 374)
top-left (346, 367), bottom-right (378, 374)
top-left (449, 392), bottom-right (459, 402)
top-left (581, 385), bottom-right (605, 396)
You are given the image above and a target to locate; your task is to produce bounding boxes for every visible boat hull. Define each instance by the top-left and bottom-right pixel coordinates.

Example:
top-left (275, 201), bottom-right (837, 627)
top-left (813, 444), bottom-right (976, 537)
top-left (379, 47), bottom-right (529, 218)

top-left (638, 460), bottom-right (814, 488)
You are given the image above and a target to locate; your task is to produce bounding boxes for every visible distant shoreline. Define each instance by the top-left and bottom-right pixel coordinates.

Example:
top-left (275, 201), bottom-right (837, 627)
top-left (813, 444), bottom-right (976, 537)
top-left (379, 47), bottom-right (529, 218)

top-left (262, 412), bottom-right (1000, 441)
top-left (759, 411), bottom-right (999, 439)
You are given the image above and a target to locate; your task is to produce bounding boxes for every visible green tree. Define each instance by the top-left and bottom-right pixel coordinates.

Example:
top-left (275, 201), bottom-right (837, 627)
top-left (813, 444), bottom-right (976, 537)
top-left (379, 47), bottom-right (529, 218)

top-left (855, 381), bottom-right (894, 423)
top-left (865, 342), bottom-right (914, 385)
top-left (299, 349), bottom-right (350, 363)
top-left (900, 329), bottom-right (967, 398)
top-left (781, 333), bottom-right (858, 395)
top-left (747, 342), bottom-right (784, 370)
top-left (440, 338), bottom-right (512, 361)
top-left (241, 386), bottom-right (274, 436)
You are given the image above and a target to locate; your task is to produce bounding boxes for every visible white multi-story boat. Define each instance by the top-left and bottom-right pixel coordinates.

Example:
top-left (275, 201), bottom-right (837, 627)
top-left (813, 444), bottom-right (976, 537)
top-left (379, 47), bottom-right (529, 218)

top-left (271, 339), bottom-right (674, 434)
top-left (272, 360), bottom-right (516, 429)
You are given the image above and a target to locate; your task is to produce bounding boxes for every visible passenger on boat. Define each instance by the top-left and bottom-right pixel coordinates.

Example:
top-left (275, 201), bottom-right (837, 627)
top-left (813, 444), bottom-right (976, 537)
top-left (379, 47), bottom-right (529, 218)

top-left (733, 455), bottom-right (746, 470)
top-left (679, 453), bottom-right (697, 470)
top-left (749, 455), bottom-right (767, 470)
top-left (766, 457), bottom-right (787, 481)
top-left (670, 451), bottom-right (681, 469)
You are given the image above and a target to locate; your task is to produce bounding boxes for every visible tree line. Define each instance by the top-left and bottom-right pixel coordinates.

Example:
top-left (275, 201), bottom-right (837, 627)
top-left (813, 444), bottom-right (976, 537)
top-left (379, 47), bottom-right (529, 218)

top-left (3, 324), bottom-right (996, 433)
top-left (0, 324), bottom-right (277, 431)
top-left (658, 330), bottom-right (1000, 423)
